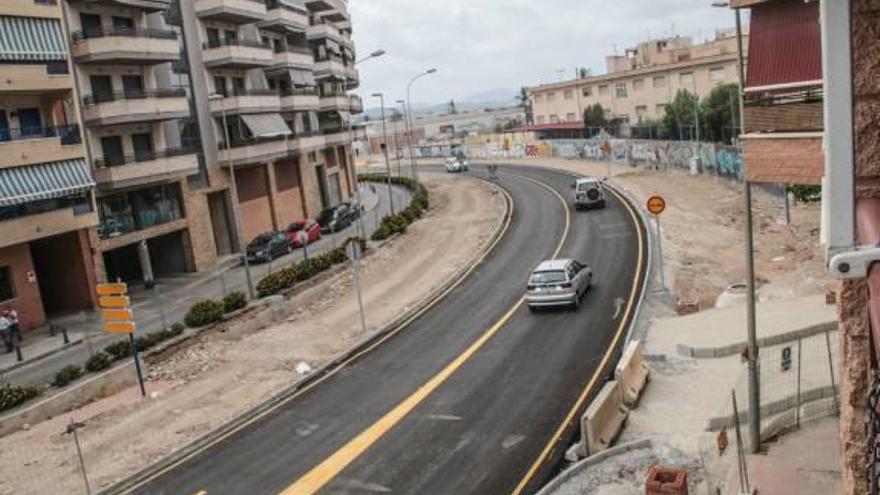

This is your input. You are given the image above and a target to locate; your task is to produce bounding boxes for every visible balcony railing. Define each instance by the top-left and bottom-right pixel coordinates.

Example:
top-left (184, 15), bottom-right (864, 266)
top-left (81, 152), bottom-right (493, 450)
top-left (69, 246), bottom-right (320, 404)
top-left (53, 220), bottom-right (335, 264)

top-left (0, 124), bottom-right (81, 145)
top-left (274, 44), bottom-right (313, 56)
top-left (72, 26), bottom-right (177, 42)
top-left (82, 88), bottom-right (187, 106)
top-left (203, 38), bottom-right (271, 50)
top-left (281, 87), bottom-right (320, 97)
top-left (744, 88), bottom-right (824, 134)
top-left (94, 146), bottom-right (198, 168)
top-left (222, 87), bottom-right (278, 98)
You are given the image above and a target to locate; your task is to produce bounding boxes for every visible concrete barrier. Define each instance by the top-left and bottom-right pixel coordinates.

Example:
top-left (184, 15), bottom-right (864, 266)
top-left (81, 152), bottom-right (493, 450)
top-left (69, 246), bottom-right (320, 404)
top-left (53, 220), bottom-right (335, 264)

top-left (578, 380), bottom-right (628, 457)
top-left (615, 340), bottom-right (650, 408)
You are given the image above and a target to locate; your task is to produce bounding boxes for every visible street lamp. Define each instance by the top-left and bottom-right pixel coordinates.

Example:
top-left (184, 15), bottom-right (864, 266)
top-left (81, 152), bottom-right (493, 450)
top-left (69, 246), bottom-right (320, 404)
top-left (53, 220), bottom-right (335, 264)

top-left (209, 93), bottom-right (255, 300)
top-left (406, 68), bottom-right (438, 182)
top-left (372, 92), bottom-right (395, 214)
top-left (397, 99), bottom-right (412, 179)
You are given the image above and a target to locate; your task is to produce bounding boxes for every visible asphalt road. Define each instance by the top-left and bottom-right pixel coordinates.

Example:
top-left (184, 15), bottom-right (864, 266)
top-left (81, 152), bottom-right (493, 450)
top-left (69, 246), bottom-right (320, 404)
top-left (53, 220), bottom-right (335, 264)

top-left (133, 165), bottom-right (647, 495)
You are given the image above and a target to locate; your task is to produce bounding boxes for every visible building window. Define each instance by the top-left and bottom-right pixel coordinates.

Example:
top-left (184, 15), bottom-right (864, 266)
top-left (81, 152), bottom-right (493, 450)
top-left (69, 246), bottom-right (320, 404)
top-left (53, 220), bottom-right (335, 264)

top-left (582, 86), bottom-right (592, 97)
top-left (656, 103), bottom-right (668, 114)
top-left (536, 115), bottom-right (545, 124)
top-left (549, 114), bottom-right (560, 124)
top-left (534, 94), bottom-right (543, 103)
top-left (633, 79), bottom-right (645, 91)
top-left (566, 113), bottom-right (576, 122)
top-left (598, 84), bottom-right (609, 95)
top-left (635, 105), bottom-right (648, 123)
top-left (546, 92), bottom-right (556, 102)
top-left (653, 76), bottom-right (666, 88)
top-left (563, 89), bottom-right (573, 100)
top-left (0, 267), bottom-right (14, 302)
top-left (97, 184), bottom-right (183, 239)
top-left (679, 72), bottom-right (695, 87)
top-left (308, 151), bottom-right (317, 162)
top-left (614, 82), bottom-right (628, 98)
top-left (710, 67), bottom-right (725, 81)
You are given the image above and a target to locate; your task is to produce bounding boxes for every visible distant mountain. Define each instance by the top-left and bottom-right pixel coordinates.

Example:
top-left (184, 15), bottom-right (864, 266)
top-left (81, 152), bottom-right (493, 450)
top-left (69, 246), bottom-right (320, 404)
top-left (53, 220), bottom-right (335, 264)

top-left (459, 88), bottom-right (518, 105)
top-left (361, 88), bottom-right (519, 120)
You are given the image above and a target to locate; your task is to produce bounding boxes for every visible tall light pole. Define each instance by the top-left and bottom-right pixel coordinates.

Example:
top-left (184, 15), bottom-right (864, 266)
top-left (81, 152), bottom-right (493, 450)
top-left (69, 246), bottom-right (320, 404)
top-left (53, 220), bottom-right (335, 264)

top-left (372, 92), bottom-right (395, 214)
top-left (713, 0), bottom-right (759, 455)
top-left (210, 93), bottom-right (254, 300)
top-left (406, 68), bottom-right (438, 182)
top-left (398, 99), bottom-right (414, 180)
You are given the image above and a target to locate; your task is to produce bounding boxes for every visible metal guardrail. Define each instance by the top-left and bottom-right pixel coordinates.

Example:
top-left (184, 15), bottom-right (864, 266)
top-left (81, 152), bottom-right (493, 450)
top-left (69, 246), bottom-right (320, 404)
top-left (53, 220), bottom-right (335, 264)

top-left (82, 88), bottom-right (186, 106)
top-left (71, 27), bottom-right (177, 42)
top-left (0, 124), bottom-right (81, 144)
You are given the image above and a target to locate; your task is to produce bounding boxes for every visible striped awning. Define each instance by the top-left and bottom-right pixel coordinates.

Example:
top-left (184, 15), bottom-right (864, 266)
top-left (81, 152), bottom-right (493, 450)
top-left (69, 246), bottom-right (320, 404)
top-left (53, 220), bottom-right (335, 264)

top-left (0, 16), bottom-right (67, 62)
top-left (0, 159), bottom-right (95, 207)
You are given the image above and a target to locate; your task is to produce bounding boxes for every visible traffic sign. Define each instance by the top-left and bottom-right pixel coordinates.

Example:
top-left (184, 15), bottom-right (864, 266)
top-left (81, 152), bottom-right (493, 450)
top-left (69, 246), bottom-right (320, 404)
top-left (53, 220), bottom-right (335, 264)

top-left (96, 283), bottom-right (128, 296)
top-left (99, 296), bottom-right (131, 309)
top-left (647, 196), bottom-right (666, 215)
top-left (103, 321), bottom-right (136, 334)
top-left (102, 309), bottom-right (134, 321)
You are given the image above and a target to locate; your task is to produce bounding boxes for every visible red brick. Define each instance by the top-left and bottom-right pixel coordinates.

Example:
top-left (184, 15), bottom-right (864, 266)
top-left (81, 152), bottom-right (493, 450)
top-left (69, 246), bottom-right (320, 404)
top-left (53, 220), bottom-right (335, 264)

top-left (646, 466), bottom-right (688, 495)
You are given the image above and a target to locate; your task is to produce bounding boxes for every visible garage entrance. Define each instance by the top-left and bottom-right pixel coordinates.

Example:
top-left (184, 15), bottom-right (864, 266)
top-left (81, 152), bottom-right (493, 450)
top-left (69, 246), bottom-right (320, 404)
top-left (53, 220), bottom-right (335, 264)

top-left (103, 230), bottom-right (189, 284)
top-left (29, 231), bottom-right (94, 316)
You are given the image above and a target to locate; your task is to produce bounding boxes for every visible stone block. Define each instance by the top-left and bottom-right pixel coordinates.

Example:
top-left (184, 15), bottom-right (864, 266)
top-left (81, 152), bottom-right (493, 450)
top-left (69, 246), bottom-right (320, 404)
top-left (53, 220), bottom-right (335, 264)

top-left (646, 466), bottom-right (688, 495)
top-left (852, 13), bottom-right (880, 96)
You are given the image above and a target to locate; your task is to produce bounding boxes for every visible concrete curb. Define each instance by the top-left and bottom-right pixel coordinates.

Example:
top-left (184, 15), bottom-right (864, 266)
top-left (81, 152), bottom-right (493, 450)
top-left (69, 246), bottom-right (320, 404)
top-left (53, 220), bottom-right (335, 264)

top-left (98, 177), bottom-right (513, 495)
top-left (676, 321), bottom-right (838, 359)
top-left (0, 337), bottom-right (84, 375)
top-left (535, 439), bottom-right (654, 495)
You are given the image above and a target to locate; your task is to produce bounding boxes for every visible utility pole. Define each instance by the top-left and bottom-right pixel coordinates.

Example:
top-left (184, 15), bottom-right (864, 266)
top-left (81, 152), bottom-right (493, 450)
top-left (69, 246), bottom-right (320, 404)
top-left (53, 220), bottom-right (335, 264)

top-left (372, 92), bottom-right (395, 214)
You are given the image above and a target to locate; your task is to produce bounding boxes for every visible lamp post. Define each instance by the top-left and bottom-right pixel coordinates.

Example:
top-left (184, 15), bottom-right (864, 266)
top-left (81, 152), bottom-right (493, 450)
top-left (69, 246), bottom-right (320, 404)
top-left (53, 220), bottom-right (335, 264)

top-left (398, 99), bottom-right (413, 180)
top-left (713, 0), bottom-right (759, 456)
top-left (406, 68), bottom-right (438, 182)
top-left (372, 92), bottom-right (395, 214)
top-left (209, 93), bottom-right (255, 300)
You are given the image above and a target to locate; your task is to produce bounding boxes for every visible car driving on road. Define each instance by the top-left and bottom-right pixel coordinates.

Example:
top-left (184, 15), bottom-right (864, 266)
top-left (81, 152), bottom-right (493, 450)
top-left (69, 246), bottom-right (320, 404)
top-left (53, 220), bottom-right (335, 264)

top-left (571, 177), bottom-right (606, 210)
top-left (245, 232), bottom-right (291, 263)
top-left (526, 259), bottom-right (592, 311)
top-left (317, 204), bottom-right (355, 233)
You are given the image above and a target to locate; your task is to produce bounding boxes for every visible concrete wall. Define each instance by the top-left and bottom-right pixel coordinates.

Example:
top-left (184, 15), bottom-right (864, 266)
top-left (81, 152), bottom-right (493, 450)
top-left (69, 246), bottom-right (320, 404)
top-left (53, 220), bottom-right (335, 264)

top-left (0, 243), bottom-right (45, 332)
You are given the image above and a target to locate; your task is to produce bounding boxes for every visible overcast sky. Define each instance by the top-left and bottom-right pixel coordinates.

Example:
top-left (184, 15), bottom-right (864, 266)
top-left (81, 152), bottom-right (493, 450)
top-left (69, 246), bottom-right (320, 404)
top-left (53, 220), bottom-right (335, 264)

top-left (350, 0), bottom-right (737, 106)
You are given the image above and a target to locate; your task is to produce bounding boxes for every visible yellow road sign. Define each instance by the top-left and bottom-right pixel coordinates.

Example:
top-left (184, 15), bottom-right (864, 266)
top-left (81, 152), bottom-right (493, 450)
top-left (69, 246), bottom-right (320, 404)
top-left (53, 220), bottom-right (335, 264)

top-left (102, 309), bottom-right (134, 321)
top-left (97, 283), bottom-right (128, 296)
top-left (99, 296), bottom-right (131, 309)
top-left (103, 321), bottom-right (135, 334)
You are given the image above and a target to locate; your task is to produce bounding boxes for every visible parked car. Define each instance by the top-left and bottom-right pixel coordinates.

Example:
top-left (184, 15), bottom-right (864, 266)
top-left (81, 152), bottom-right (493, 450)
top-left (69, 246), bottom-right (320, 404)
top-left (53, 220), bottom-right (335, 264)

top-left (245, 232), bottom-right (291, 263)
top-left (526, 259), bottom-right (592, 311)
top-left (285, 219), bottom-right (321, 248)
top-left (345, 198), bottom-right (364, 219)
top-left (317, 204), bottom-right (355, 233)
top-left (444, 157), bottom-right (467, 173)
top-left (571, 177), bottom-right (606, 210)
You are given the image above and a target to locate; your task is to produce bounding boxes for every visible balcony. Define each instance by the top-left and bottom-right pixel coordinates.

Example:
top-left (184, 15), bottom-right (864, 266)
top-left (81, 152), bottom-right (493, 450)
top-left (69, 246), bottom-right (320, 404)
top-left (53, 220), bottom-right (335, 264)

top-left (68, 0), bottom-right (172, 13)
top-left (0, 0), bottom-right (64, 18)
top-left (3, 201), bottom-right (98, 247)
top-left (318, 8), bottom-right (349, 23)
top-left (210, 89), bottom-right (281, 115)
top-left (288, 132), bottom-right (325, 153)
top-left (70, 27), bottom-right (180, 65)
top-left (0, 125), bottom-right (84, 169)
top-left (314, 55), bottom-right (346, 78)
top-left (280, 87), bottom-right (319, 112)
top-left (219, 137), bottom-right (290, 166)
top-left (349, 95), bottom-right (363, 114)
top-left (306, 22), bottom-right (341, 42)
top-left (81, 89), bottom-right (189, 127)
top-left (0, 63), bottom-right (72, 93)
top-left (272, 45), bottom-right (314, 70)
top-left (260, 0), bottom-right (310, 32)
top-left (304, 0), bottom-right (346, 13)
top-left (318, 93), bottom-right (349, 111)
top-left (94, 148), bottom-right (199, 190)
top-left (196, 0), bottom-right (266, 24)
top-left (322, 129), bottom-right (350, 147)
top-left (203, 38), bottom-right (273, 69)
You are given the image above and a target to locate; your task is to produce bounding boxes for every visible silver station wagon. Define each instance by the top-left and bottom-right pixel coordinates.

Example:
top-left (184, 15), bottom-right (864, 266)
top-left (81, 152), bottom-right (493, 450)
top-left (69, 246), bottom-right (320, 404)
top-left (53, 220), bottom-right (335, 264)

top-left (526, 259), bottom-right (592, 311)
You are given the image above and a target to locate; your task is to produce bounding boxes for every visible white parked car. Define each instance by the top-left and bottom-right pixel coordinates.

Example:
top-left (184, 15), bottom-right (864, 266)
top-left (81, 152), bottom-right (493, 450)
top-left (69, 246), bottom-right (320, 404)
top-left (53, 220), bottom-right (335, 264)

top-left (526, 259), bottom-right (592, 311)
top-left (444, 157), bottom-right (468, 173)
top-left (571, 177), bottom-right (606, 210)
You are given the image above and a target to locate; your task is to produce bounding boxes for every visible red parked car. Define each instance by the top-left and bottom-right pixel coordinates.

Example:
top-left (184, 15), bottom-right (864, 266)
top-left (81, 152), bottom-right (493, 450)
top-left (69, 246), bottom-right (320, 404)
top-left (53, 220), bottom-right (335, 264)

top-left (285, 219), bottom-right (321, 248)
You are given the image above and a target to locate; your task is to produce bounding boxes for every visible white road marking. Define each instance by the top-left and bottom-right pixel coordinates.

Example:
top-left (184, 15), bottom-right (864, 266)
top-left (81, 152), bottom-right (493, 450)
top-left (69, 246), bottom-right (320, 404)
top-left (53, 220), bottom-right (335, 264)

top-left (613, 297), bottom-right (625, 320)
top-left (502, 434), bottom-right (527, 450)
top-left (427, 414), bottom-right (463, 421)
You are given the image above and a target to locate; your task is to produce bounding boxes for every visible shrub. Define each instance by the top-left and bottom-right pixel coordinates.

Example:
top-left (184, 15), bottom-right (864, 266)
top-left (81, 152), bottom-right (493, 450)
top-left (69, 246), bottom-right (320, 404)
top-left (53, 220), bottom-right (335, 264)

top-left (85, 351), bottom-right (113, 373)
top-left (223, 291), bottom-right (247, 313)
top-left (787, 184), bottom-right (821, 203)
top-left (53, 365), bottom-right (83, 387)
top-left (371, 225), bottom-right (392, 241)
top-left (104, 340), bottom-right (131, 361)
top-left (257, 265), bottom-right (299, 298)
top-left (0, 384), bottom-right (39, 412)
top-left (399, 208), bottom-right (415, 224)
top-left (169, 322), bottom-right (185, 336)
top-left (184, 299), bottom-right (225, 328)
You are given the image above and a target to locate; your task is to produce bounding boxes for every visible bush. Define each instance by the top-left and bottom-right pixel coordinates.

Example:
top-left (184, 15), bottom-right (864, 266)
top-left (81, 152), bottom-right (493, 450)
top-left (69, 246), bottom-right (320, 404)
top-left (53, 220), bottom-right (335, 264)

top-left (788, 184), bottom-right (821, 203)
top-left (85, 351), bottom-right (112, 373)
top-left (184, 299), bottom-right (225, 328)
top-left (53, 365), bottom-right (83, 387)
top-left (169, 322), bottom-right (185, 336)
top-left (257, 265), bottom-right (299, 298)
top-left (371, 225), bottom-right (392, 241)
top-left (223, 291), bottom-right (247, 313)
top-left (104, 340), bottom-right (131, 361)
top-left (0, 384), bottom-right (39, 412)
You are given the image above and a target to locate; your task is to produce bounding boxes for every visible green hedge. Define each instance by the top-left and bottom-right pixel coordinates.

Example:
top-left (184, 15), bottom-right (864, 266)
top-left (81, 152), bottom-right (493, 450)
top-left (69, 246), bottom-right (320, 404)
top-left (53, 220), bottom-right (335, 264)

top-left (0, 384), bottom-right (39, 413)
top-left (184, 299), bottom-right (225, 328)
top-left (359, 175), bottom-right (430, 242)
top-left (53, 365), bottom-right (83, 387)
top-left (85, 352), bottom-right (112, 373)
top-left (223, 291), bottom-right (247, 313)
top-left (255, 237), bottom-right (366, 298)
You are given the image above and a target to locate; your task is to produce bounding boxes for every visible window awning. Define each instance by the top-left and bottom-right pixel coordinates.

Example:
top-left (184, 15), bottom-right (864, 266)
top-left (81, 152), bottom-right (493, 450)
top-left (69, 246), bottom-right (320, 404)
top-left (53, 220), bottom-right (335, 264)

top-left (746, 1), bottom-right (822, 88)
top-left (335, 110), bottom-right (351, 125)
top-left (290, 68), bottom-right (316, 87)
top-left (0, 159), bottom-right (95, 207)
top-left (0, 16), bottom-right (67, 62)
top-left (241, 113), bottom-right (293, 139)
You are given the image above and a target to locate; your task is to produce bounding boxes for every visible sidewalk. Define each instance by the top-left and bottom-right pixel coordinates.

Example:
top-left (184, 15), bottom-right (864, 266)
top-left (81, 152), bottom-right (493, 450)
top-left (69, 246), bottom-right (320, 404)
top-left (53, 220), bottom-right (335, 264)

top-left (0, 184), bottom-right (405, 386)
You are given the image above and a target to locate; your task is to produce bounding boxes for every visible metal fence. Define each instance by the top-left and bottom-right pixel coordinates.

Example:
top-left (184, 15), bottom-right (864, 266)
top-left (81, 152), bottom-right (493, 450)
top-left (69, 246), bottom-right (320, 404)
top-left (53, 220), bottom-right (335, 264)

top-left (698, 329), bottom-right (840, 494)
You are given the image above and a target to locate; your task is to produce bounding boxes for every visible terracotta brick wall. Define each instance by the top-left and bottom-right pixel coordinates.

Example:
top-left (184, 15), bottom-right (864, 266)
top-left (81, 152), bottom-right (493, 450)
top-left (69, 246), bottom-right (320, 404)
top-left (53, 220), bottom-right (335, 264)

top-left (181, 179), bottom-right (219, 272)
top-left (236, 165), bottom-right (275, 241)
top-left (742, 135), bottom-right (824, 184)
top-left (273, 159), bottom-right (306, 227)
top-left (0, 243), bottom-right (45, 332)
top-left (744, 100), bottom-right (824, 133)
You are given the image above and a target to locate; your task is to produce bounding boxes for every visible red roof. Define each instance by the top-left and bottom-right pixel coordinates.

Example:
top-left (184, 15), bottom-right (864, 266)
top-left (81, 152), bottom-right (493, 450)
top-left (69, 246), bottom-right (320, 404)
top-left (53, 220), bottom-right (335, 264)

top-left (746, 0), bottom-right (822, 88)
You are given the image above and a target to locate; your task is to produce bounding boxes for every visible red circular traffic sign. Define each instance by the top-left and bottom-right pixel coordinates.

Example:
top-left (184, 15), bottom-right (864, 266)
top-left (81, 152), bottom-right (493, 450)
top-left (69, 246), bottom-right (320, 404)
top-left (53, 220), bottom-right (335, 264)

top-left (647, 196), bottom-right (666, 215)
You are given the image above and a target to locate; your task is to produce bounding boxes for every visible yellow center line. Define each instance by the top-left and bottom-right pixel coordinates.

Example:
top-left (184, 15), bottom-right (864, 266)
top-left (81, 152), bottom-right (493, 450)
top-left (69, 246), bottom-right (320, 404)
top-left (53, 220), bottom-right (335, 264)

top-left (280, 173), bottom-right (571, 495)
top-left (510, 179), bottom-right (646, 495)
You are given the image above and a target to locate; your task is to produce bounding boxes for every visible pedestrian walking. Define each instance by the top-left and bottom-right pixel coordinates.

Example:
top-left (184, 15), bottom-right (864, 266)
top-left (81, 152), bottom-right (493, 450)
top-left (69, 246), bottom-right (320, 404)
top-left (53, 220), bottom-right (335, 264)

top-left (0, 311), bottom-right (11, 353)
top-left (5, 307), bottom-right (20, 346)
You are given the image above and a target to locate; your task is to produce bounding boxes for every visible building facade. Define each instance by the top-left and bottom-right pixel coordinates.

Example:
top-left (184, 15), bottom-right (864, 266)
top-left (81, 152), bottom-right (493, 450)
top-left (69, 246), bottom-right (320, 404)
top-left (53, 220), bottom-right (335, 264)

top-left (528, 31), bottom-right (746, 131)
top-left (0, 0), bottom-right (360, 332)
top-left (0, 0), bottom-right (100, 332)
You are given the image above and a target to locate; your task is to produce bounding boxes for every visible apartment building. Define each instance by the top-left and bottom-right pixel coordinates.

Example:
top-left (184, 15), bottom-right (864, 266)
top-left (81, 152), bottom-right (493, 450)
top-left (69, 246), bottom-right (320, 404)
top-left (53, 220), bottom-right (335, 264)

top-left (50, 0), bottom-right (359, 289)
top-left (0, 0), bottom-right (100, 332)
top-left (528, 31), bottom-right (747, 132)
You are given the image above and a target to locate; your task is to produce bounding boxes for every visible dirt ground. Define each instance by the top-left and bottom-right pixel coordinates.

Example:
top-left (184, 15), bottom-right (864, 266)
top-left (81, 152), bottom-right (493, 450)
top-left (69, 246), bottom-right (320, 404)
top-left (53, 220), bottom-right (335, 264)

top-left (492, 158), bottom-right (829, 310)
top-left (0, 175), bottom-right (506, 495)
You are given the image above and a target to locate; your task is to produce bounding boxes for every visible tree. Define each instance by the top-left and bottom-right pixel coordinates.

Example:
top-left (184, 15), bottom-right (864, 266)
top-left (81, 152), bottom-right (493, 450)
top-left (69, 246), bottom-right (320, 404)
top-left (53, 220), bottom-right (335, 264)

top-left (700, 83), bottom-right (740, 144)
top-left (518, 87), bottom-right (534, 126)
top-left (583, 103), bottom-right (608, 135)
top-left (662, 89), bottom-right (703, 141)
